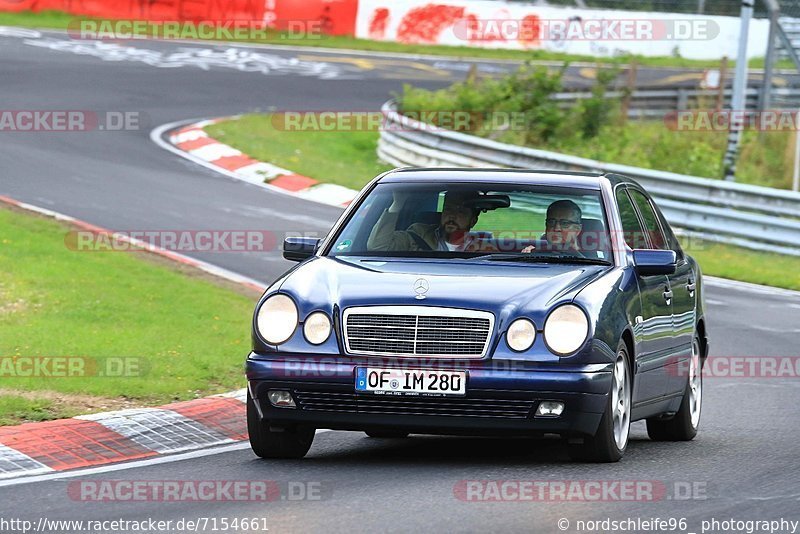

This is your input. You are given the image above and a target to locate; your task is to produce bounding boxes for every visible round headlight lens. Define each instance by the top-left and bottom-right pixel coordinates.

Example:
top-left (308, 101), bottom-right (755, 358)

top-left (303, 312), bottom-right (332, 345)
top-left (257, 294), bottom-right (298, 345)
top-left (507, 318), bottom-right (536, 352)
top-left (544, 304), bottom-right (589, 356)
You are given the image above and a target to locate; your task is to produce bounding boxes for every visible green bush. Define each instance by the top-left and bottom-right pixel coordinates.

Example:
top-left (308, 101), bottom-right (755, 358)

top-left (399, 62), bottom-right (796, 189)
top-left (575, 67), bottom-right (619, 139)
top-left (401, 63), bottom-right (572, 145)
top-left (401, 62), bottom-right (620, 145)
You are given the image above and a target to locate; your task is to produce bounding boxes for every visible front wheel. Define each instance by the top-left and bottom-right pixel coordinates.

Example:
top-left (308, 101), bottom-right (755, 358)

top-left (646, 335), bottom-right (702, 441)
top-left (247, 394), bottom-right (315, 459)
top-left (569, 341), bottom-right (631, 463)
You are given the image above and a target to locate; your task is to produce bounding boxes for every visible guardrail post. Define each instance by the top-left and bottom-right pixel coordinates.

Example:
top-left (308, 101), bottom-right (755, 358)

top-left (677, 89), bottom-right (688, 111)
top-left (723, 0), bottom-right (755, 182)
top-left (759, 9), bottom-right (779, 112)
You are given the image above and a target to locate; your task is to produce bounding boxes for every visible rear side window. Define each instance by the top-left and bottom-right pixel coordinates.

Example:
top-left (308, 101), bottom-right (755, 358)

top-left (629, 190), bottom-right (668, 250)
top-left (615, 188), bottom-right (648, 249)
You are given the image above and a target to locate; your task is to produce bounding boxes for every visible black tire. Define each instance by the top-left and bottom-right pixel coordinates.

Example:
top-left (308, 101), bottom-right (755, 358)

top-left (569, 341), bottom-right (631, 463)
top-left (364, 430), bottom-right (410, 439)
top-left (647, 335), bottom-right (702, 441)
top-left (247, 394), bottom-right (315, 459)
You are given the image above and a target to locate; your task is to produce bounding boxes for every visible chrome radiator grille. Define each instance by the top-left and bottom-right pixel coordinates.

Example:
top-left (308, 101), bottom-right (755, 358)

top-left (343, 306), bottom-right (493, 358)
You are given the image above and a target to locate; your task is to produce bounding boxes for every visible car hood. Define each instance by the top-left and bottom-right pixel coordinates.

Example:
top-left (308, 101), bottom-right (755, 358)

top-left (278, 256), bottom-right (608, 326)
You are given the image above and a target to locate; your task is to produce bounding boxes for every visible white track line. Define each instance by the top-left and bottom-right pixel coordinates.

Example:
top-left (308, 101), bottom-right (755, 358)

top-left (0, 430), bottom-right (333, 488)
top-left (705, 276), bottom-right (800, 298)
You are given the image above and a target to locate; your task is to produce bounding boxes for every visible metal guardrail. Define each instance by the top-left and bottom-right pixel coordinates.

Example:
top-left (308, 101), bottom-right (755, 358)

top-left (553, 87), bottom-right (800, 118)
top-left (378, 100), bottom-right (800, 256)
top-left (777, 17), bottom-right (800, 67)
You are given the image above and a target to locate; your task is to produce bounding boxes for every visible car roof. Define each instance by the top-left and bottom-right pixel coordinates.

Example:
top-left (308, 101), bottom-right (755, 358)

top-left (377, 168), bottom-right (636, 190)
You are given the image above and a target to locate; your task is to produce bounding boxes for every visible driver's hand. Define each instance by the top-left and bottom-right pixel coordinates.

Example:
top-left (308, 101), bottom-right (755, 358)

top-left (389, 191), bottom-right (412, 212)
top-left (521, 245), bottom-right (535, 253)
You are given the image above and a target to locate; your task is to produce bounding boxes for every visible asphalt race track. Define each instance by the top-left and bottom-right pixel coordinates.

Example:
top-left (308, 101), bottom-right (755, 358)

top-left (2, 28), bottom-right (800, 534)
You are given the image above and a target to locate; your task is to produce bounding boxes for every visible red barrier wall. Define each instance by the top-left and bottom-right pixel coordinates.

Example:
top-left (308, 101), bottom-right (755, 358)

top-left (0, 0), bottom-right (264, 21)
top-left (265, 0), bottom-right (357, 36)
top-left (0, 0), bottom-right (358, 35)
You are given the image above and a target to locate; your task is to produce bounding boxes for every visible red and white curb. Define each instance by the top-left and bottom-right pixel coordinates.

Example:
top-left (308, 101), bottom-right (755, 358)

top-left (0, 390), bottom-right (247, 480)
top-left (0, 195), bottom-right (267, 481)
top-left (155, 118), bottom-right (359, 208)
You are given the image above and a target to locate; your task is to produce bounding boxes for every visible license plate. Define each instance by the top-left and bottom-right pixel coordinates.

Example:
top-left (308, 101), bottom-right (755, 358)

top-left (355, 367), bottom-right (466, 396)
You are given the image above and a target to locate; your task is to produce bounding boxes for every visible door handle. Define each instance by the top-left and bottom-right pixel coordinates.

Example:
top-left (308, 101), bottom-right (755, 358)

top-left (663, 289), bottom-right (673, 302)
top-left (687, 280), bottom-right (696, 294)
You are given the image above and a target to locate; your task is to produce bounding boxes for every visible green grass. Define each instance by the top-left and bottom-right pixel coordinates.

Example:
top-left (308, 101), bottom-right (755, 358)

top-left (681, 238), bottom-right (800, 291)
top-left (205, 114), bottom-right (392, 191)
top-left (0, 10), bottom-right (789, 69)
top-left (0, 206), bottom-right (256, 425)
top-left (206, 113), bottom-right (800, 291)
top-left (517, 122), bottom-right (797, 190)
top-left (0, 9), bottom-right (77, 30)
top-left (208, 112), bottom-right (798, 191)
top-left (0, 395), bottom-right (56, 427)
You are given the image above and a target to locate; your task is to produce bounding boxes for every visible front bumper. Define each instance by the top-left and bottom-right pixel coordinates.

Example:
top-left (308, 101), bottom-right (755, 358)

top-left (246, 354), bottom-right (612, 437)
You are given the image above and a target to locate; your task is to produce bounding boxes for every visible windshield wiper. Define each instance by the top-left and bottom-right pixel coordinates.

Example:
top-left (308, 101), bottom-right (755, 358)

top-left (470, 253), bottom-right (612, 266)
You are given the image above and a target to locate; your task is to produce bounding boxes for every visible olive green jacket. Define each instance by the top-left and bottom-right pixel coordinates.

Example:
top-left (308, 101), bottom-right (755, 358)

top-left (367, 210), bottom-right (441, 251)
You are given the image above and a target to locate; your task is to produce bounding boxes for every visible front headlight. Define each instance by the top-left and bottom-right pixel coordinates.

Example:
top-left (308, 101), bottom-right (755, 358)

top-left (507, 318), bottom-right (536, 352)
top-left (257, 294), bottom-right (298, 345)
top-left (543, 304), bottom-right (589, 356)
top-left (303, 312), bottom-right (332, 345)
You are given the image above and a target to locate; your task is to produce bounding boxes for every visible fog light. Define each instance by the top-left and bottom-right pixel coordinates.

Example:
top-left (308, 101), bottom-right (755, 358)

top-left (535, 401), bottom-right (564, 417)
top-left (267, 390), bottom-right (296, 408)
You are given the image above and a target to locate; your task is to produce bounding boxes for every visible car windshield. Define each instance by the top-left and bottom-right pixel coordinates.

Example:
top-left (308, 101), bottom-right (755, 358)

top-left (326, 182), bottom-right (613, 263)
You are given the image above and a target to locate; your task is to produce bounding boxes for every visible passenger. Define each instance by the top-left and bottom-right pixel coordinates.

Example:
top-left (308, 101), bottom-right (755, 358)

top-left (368, 190), bottom-right (482, 252)
top-left (522, 200), bottom-right (584, 254)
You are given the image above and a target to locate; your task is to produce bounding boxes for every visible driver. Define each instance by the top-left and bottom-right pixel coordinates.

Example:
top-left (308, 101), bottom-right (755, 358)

top-left (522, 199), bottom-right (584, 254)
top-left (368, 190), bottom-right (481, 252)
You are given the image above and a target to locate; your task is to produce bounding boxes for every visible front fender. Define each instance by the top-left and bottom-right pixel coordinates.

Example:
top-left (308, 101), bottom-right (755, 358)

top-left (574, 267), bottom-right (640, 359)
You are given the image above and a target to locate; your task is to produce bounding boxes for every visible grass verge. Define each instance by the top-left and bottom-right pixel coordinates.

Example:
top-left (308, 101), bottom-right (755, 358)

top-left (205, 114), bottom-right (392, 191)
top-left (0, 204), bottom-right (257, 425)
top-left (679, 238), bottom-right (800, 291)
top-left (0, 10), bottom-right (790, 70)
top-left (520, 121), bottom-right (797, 190)
top-left (205, 113), bottom-right (800, 291)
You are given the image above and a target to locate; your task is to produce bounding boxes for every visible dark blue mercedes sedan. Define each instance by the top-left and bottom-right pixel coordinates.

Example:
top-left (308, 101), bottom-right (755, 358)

top-left (245, 169), bottom-right (708, 462)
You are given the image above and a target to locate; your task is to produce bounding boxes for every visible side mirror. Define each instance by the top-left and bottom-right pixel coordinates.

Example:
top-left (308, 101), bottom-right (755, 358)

top-left (632, 249), bottom-right (677, 276)
top-left (283, 237), bottom-right (320, 262)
